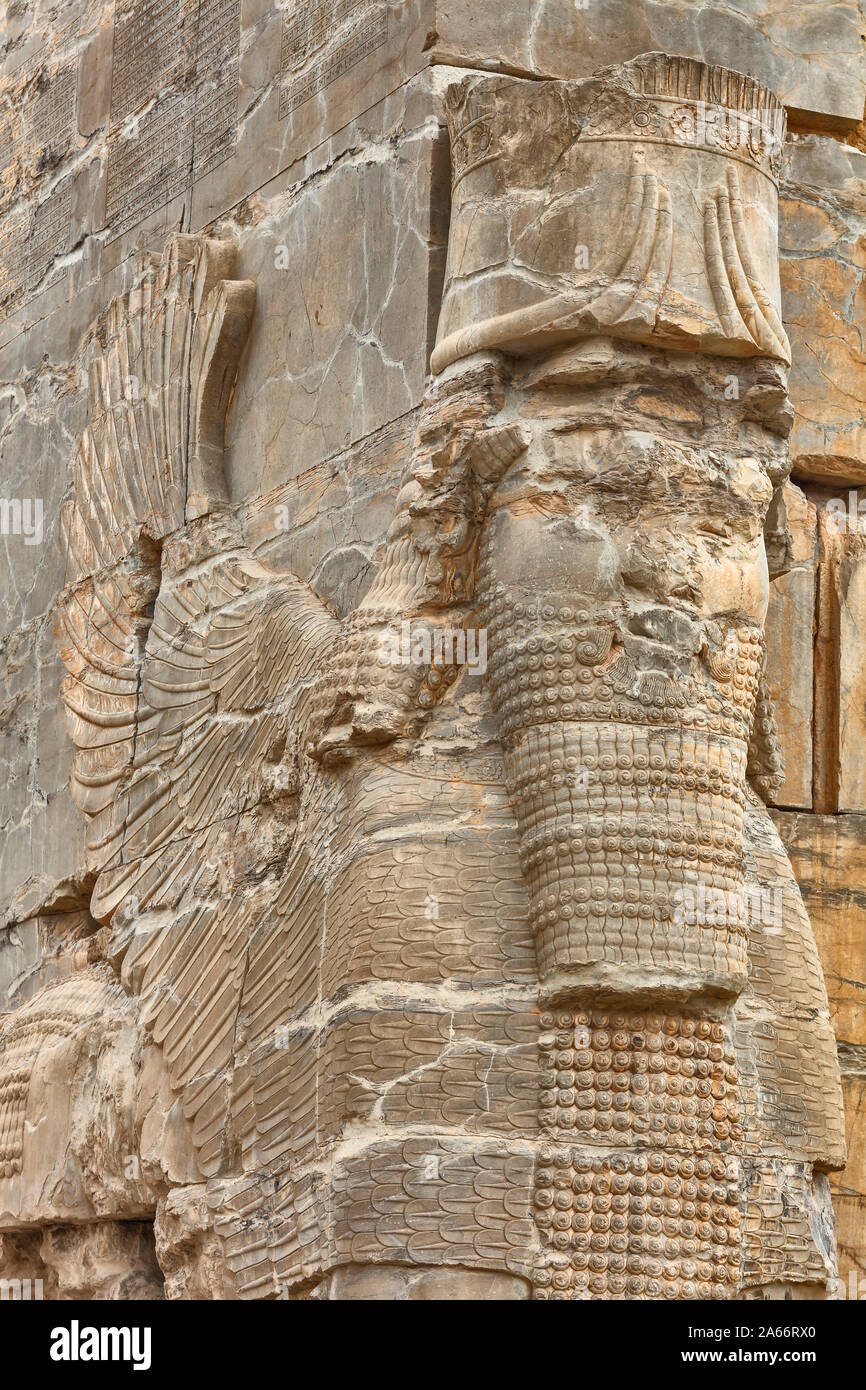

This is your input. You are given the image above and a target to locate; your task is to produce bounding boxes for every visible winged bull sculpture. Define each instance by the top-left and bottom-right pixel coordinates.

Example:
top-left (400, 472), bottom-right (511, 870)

top-left (0, 53), bottom-right (847, 1302)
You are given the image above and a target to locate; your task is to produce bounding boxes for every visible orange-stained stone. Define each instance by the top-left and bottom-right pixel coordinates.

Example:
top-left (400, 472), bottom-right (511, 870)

top-left (781, 137), bottom-right (866, 485)
top-left (765, 484), bottom-right (817, 809)
top-left (810, 498), bottom-right (866, 812)
top-left (771, 811), bottom-right (866, 1046)
top-left (832, 1076), bottom-right (866, 1289)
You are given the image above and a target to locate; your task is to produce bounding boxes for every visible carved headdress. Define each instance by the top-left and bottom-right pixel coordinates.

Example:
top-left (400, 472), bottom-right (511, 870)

top-left (433, 53), bottom-right (789, 373)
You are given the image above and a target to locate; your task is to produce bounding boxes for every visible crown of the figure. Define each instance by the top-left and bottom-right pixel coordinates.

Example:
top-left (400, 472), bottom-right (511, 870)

top-left (447, 53), bottom-right (785, 188)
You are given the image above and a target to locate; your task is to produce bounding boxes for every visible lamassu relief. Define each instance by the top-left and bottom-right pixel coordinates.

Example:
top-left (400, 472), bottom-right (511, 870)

top-left (1, 2), bottom-right (864, 1303)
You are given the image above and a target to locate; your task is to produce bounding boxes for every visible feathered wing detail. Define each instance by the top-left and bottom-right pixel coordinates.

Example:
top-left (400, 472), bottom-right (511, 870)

top-left (56, 546), bottom-right (154, 831)
top-left (58, 234), bottom-right (257, 838)
top-left (56, 234), bottom-right (338, 1176)
top-left (63, 235), bottom-right (254, 574)
top-left (88, 557), bottom-right (336, 921)
top-left (91, 556), bottom-right (335, 1177)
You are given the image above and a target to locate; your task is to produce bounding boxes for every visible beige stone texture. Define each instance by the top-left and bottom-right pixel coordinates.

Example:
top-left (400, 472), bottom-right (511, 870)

top-left (433, 60), bottom-right (788, 371)
top-left (764, 483), bottom-right (817, 809)
top-left (5, 54), bottom-right (836, 1303)
top-left (812, 498), bottom-right (866, 813)
top-left (771, 809), bottom-right (866, 1290)
top-left (781, 137), bottom-right (866, 485)
top-left (832, 1075), bottom-right (866, 1288)
top-left (430, 0), bottom-right (866, 128)
top-left (771, 812), bottom-right (866, 1047)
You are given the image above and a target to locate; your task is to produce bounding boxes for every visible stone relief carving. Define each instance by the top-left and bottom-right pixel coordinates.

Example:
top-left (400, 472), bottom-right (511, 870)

top-left (433, 56), bottom-right (788, 374)
top-left (0, 53), bottom-right (846, 1300)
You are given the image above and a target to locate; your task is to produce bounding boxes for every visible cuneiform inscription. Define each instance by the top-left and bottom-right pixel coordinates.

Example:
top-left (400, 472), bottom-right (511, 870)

top-left (106, 0), bottom-right (240, 241)
top-left (192, 0), bottom-right (242, 181)
top-left (280, 0), bottom-right (374, 70)
top-left (105, 99), bottom-right (194, 240)
top-left (30, 62), bottom-right (78, 155)
top-left (0, 167), bottom-right (75, 321)
top-left (0, 62), bottom-right (78, 213)
top-left (110, 0), bottom-right (191, 121)
top-left (0, 48), bottom-right (78, 314)
top-left (30, 183), bottom-right (75, 278)
top-left (0, 211), bottom-right (31, 314)
top-left (279, 6), bottom-right (389, 118)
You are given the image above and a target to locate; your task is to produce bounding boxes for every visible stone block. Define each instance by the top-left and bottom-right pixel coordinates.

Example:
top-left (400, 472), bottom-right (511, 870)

top-left (831, 1074), bottom-right (866, 1288)
top-left (812, 500), bottom-right (866, 812)
top-left (765, 484), bottom-right (817, 809)
top-left (781, 137), bottom-right (866, 485)
top-left (0, 1), bottom-right (862, 1305)
top-left (771, 811), bottom-right (866, 1046)
top-left (431, 0), bottom-right (866, 128)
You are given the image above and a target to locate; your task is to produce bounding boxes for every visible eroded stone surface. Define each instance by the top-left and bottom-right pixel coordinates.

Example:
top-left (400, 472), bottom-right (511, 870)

top-left (431, 0), bottom-right (866, 128)
top-left (781, 137), bottom-right (866, 485)
top-left (764, 483), bottom-right (816, 809)
top-left (811, 496), bottom-right (866, 813)
top-left (772, 810), bottom-right (866, 1290)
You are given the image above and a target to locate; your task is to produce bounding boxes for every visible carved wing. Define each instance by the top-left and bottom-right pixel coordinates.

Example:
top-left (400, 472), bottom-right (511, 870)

top-left (106, 555), bottom-right (334, 1173)
top-left (57, 235), bottom-right (337, 1173)
top-left (59, 234), bottom-right (258, 853)
top-left (87, 556), bottom-right (335, 921)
